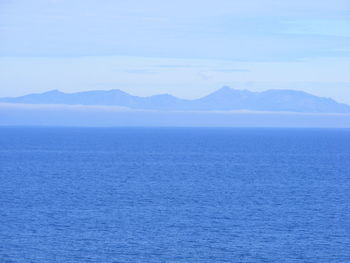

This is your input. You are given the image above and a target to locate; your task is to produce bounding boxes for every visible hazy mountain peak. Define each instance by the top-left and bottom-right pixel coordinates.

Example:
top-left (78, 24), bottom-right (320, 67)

top-left (205, 86), bottom-right (252, 101)
top-left (150, 93), bottom-right (176, 98)
top-left (212, 86), bottom-right (251, 95)
top-left (43, 89), bottom-right (64, 94)
top-left (108, 89), bottom-right (128, 94)
top-left (218, 86), bottom-right (233, 92)
top-left (1, 88), bottom-right (349, 113)
top-left (262, 89), bottom-right (308, 95)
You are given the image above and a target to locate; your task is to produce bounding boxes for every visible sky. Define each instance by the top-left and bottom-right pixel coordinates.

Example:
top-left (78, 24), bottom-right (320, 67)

top-left (1, 0), bottom-right (350, 104)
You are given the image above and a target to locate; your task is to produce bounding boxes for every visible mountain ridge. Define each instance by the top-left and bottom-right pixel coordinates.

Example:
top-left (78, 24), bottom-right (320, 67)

top-left (1, 87), bottom-right (349, 113)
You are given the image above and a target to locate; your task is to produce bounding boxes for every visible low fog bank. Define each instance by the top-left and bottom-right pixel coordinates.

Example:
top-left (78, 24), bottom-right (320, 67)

top-left (1, 103), bottom-right (349, 128)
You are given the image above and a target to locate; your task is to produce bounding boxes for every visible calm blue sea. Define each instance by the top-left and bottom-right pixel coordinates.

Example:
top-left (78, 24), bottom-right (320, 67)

top-left (0, 127), bottom-right (349, 263)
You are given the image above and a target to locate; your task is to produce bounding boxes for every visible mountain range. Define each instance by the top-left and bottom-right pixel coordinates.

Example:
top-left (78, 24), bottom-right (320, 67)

top-left (1, 87), bottom-right (350, 113)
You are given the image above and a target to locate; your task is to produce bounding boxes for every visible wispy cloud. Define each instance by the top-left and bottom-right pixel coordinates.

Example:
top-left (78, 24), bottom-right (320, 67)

top-left (1, 103), bottom-right (350, 128)
top-left (1, 0), bottom-right (349, 60)
top-left (213, 69), bottom-right (250, 73)
top-left (122, 69), bottom-right (156, 74)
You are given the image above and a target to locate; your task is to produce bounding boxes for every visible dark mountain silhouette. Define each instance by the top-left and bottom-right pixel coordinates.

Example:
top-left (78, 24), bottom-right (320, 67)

top-left (1, 86), bottom-right (349, 113)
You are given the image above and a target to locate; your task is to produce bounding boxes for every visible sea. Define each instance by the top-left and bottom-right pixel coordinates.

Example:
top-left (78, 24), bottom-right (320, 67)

top-left (0, 127), bottom-right (349, 263)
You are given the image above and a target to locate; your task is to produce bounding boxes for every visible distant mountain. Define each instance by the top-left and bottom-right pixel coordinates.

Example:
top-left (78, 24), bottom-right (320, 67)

top-left (1, 87), bottom-right (350, 113)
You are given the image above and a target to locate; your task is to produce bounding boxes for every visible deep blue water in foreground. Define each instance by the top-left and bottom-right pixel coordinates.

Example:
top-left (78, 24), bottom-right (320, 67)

top-left (0, 127), bottom-right (350, 263)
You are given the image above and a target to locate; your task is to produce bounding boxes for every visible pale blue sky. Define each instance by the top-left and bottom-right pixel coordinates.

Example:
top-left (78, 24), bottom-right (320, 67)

top-left (1, 0), bottom-right (350, 103)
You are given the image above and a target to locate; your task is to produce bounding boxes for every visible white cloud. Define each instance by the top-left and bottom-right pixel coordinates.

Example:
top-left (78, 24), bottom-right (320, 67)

top-left (1, 102), bottom-right (350, 128)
